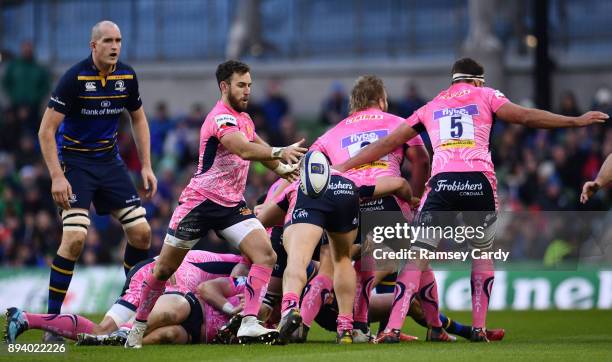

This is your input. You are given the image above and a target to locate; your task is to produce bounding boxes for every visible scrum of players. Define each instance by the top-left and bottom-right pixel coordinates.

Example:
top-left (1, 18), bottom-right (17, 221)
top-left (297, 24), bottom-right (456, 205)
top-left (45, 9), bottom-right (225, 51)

top-left (4, 57), bottom-right (607, 347)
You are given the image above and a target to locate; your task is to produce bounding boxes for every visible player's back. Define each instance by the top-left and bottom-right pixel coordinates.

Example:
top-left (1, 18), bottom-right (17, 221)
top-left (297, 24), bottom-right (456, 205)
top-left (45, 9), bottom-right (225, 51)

top-left (408, 83), bottom-right (508, 177)
top-left (312, 108), bottom-right (422, 181)
top-left (171, 250), bottom-right (245, 293)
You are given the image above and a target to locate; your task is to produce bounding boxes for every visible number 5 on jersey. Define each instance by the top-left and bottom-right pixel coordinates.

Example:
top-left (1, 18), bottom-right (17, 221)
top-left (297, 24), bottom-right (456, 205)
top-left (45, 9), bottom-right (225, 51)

top-left (435, 104), bottom-right (478, 148)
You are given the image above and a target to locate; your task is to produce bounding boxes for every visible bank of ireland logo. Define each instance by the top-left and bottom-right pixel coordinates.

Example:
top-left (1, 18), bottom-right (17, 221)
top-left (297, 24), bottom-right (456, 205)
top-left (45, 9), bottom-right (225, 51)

top-left (115, 80), bottom-right (126, 92)
top-left (101, 100), bottom-right (111, 108)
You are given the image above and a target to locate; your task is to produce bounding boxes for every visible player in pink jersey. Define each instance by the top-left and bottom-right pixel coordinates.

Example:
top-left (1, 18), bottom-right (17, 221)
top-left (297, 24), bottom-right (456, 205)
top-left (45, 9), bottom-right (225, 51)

top-left (126, 61), bottom-right (306, 348)
top-left (294, 75), bottom-right (429, 342)
top-left (4, 251), bottom-right (247, 345)
top-left (336, 58), bottom-right (608, 343)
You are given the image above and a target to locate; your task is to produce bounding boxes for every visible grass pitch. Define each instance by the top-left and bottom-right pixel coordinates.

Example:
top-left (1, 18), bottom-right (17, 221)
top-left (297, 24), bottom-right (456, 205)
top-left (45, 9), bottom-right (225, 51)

top-left (3, 310), bottom-right (611, 362)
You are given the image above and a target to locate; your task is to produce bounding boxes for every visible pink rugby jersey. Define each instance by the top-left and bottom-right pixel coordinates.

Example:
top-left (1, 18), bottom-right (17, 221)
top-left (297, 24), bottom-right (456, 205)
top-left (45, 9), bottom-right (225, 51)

top-left (406, 83), bottom-right (509, 179)
top-left (120, 251), bottom-right (246, 307)
top-left (178, 100), bottom-right (256, 208)
top-left (311, 107), bottom-right (424, 185)
top-left (167, 251), bottom-right (247, 294)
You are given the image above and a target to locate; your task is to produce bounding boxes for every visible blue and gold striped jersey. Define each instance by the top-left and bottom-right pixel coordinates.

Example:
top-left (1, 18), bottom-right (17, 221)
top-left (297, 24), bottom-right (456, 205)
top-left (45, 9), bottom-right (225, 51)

top-left (48, 54), bottom-right (142, 161)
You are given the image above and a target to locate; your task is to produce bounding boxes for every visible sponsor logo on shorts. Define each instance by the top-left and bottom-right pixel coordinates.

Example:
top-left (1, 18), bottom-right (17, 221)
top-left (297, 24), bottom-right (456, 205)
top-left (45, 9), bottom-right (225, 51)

top-left (293, 208), bottom-right (309, 219)
top-left (239, 206), bottom-right (253, 216)
top-left (178, 225), bottom-right (201, 233)
top-left (419, 211), bottom-right (433, 224)
top-left (69, 194), bottom-right (77, 204)
top-left (435, 179), bottom-right (483, 194)
top-left (328, 180), bottom-right (354, 195)
top-left (125, 195), bottom-right (141, 204)
top-left (352, 217), bottom-right (358, 225)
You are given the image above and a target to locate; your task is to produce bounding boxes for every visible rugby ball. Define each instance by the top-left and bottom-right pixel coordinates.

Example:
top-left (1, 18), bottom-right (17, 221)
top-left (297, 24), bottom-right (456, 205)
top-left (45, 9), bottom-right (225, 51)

top-left (299, 150), bottom-right (331, 198)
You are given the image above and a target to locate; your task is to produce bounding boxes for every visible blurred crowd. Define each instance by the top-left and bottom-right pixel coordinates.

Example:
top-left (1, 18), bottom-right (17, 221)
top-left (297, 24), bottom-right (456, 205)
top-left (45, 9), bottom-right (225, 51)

top-left (0, 45), bottom-right (610, 267)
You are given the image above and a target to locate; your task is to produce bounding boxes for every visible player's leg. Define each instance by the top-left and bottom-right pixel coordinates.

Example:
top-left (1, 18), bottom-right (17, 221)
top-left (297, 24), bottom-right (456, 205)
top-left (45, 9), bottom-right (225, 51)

top-left (113, 211), bottom-right (151, 275)
top-left (47, 164), bottom-right (96, 325)
top-left (125, 200), bottom-right (206, 348)
top-left (327, 228), bottom-right (358, 344)
top-left (146, 294), bottom-right (192, 332)
top-left (98, 160), bottom-right (151, 276)
top-left (300, 244), bottom-right (333, 334)
top-left (217, 211), bottom-right (278, 343)
top-left (142, 325), bottom-right (189, 345)
top-left (4, 307), bottom-right (98, 343)
top-left (276, 223), bottom-right (323, 344)
top-left (463, 172), bottom-right (498, 342)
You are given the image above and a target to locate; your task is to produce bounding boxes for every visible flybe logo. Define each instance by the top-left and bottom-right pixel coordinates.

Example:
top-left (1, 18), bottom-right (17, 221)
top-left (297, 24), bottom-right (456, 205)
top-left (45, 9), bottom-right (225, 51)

top-left (341, 130), bottom-right (388, 148)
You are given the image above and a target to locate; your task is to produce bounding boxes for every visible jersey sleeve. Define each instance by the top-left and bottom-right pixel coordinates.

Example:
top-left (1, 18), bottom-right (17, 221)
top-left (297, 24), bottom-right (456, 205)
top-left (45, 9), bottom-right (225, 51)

top-left (407, 133), bottom-right (425, 147)
top-left (309, 136), bottom-right (327, 155)
top-left (405, 105), bottom-right (426, 133)
top-left (213, 113), bottom-right (241, 139)
top-left (47, 70), bottom-right (77, 115)
top-left (275, 187), bottom-right (290, 211)
top-left (125, 69), bottom-right (143, 112)
top-left (486, 87), bottom-right (510, 113)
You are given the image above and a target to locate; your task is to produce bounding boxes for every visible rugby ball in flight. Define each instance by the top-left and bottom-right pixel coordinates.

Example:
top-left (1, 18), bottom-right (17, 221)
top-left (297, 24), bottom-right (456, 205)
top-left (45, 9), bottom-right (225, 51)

top-left (299, 150), bottom-right (331, 198)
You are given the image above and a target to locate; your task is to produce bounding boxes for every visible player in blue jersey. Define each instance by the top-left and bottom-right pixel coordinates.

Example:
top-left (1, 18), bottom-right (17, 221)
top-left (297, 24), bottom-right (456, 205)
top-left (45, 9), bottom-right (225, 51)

top-left (38, 21), bottom-right (156, 341)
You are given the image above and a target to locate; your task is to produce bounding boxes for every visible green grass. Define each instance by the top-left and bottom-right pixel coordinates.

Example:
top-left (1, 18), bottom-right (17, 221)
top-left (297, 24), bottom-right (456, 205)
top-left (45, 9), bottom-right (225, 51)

top-left (3, 310), bottom-right (612, 362)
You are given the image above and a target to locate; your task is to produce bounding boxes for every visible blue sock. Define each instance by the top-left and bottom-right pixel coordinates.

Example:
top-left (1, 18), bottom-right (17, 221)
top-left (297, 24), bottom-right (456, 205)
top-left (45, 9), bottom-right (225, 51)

top-left (124, 243), bottom-right (149, 276)
top-left (48, 254), bottom-right (75, 314)
top-left (439, 313), bottom-right (471, 339)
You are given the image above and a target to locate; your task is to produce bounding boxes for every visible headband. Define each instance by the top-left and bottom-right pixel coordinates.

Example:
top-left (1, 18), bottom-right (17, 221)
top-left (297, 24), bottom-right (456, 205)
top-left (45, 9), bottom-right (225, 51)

top-left (452, 72), bottom-right (485, 82)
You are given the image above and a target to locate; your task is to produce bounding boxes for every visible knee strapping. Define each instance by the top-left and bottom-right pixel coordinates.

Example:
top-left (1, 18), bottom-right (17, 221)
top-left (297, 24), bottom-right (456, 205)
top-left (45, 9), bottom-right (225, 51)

top-left (61, 209), bottom-right (90, 234)
top-left (113, 206), bottom-right (147, 230)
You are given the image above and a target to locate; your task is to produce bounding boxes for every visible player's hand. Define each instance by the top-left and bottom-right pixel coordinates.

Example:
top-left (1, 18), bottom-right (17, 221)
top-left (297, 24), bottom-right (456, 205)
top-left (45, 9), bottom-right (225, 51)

top-left (51, 175), bottom-right (73, 210)
top-left (279, 139), bottom-right (308, 164)
top-left (141, 167), bottom-right (158, 199)
top-left (575, 111), bottom-right (608, 126)
top-left (580, 180), bottom-right (601, 204)
top-left (273, 162), bottom-right (299, 182)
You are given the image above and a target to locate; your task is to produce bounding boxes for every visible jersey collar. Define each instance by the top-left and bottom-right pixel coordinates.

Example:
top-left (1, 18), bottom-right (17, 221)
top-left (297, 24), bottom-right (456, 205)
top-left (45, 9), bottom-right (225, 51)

top-left (87, 54), bottom-right (117, 87)
top-left (217, 100), bottom-right (241, 118)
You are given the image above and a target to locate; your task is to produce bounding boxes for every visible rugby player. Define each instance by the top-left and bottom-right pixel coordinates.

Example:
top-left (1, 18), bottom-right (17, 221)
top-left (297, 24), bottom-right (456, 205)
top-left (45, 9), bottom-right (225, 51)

top-left (297, 75), bottom-right (430, 342)
top-left (38, 21), bottom-right (156, 341)
top-left (336, 58), bottom-right (608, 343)
top-left (4, 251), bottom-right (248, 345)
top-left (125, 60), bottom-right (307, 348)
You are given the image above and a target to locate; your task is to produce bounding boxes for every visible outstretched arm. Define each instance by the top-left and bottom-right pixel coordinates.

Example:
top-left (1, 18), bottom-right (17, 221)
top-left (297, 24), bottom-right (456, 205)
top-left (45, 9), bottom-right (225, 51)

top-left (496, 102), bottom-right (608, 128)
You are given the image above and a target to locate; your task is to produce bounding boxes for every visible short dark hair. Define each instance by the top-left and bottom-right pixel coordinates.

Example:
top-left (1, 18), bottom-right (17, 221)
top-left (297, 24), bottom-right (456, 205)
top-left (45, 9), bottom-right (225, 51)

top-left (216, 60), bottom-right (250, 88)
top-left (451, 57), bottom-right (484, 83)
